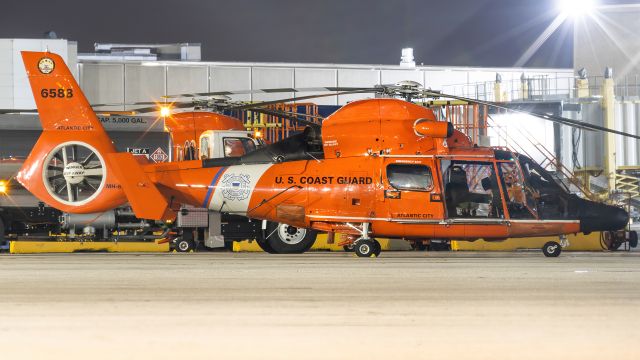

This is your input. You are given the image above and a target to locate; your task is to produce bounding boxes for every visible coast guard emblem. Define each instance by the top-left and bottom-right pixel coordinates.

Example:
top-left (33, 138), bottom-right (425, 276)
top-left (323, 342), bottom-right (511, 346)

top-left (38, 57), bottom-right (55, 74)
top-left (221, 173), bottom-right (251, 201)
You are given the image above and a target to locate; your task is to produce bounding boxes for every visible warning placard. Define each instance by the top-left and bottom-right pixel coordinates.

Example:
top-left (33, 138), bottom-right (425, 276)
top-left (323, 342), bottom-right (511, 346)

top-left (150, 147), bottom-right (169, 163)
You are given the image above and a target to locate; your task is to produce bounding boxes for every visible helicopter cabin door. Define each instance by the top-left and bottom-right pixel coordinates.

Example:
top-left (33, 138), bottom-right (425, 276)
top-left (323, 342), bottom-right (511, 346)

top-left (440, 159), bottom-right (510, 239)
top-left (382, 158), bottom-right (441, 238)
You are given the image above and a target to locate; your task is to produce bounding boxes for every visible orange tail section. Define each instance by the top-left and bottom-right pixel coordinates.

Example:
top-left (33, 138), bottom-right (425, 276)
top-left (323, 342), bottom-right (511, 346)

top-left (16, 51), bottom-right (128, 213)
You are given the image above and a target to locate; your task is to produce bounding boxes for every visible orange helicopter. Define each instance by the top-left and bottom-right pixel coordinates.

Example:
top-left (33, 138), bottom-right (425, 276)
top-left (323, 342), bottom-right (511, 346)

top-left (16, 51), bottom-right (638, 257)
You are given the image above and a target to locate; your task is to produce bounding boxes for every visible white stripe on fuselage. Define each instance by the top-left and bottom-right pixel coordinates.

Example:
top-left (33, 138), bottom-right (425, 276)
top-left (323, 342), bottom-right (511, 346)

top-left (207, 164), bottom-right (273, 214)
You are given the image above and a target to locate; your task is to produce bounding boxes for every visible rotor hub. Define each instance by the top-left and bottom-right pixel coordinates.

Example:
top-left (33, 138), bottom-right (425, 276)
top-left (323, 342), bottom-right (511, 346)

top-left (63, 162), bottom-right (86, 185)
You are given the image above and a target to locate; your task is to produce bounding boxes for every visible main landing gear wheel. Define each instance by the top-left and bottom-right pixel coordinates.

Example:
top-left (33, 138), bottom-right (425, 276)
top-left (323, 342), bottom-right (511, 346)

top-left (355, 239), bottom-right (381, 258)
top-left (175, 238), bottom-right (196, 252)
top-left (261, 222), bottom-right (318, 254)
top-left (542, 241), bottom-right (562, 257)
top-left (257, 239), bottom-right (276, 254)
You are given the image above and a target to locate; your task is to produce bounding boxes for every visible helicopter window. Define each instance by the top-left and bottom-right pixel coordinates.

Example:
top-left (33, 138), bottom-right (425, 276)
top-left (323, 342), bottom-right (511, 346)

top-left (442, 161), bottom-right (504, 219)
top-left (517, 155), bottom-right (569, 219)
top-left (518, 156), bottom-right (568, 192)
top-left (498, 162), bottom-right (537, 219)
top-left (184, 140), bottom-right (196, 161)
top-left (223, 137), bottom-right (257, 157)
top-left (387, 164), bottom-right (433, 191)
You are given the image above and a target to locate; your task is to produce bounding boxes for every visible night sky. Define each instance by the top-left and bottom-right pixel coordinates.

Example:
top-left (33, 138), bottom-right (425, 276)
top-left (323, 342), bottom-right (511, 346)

top-left (1, 0), bottom-right (635, 67)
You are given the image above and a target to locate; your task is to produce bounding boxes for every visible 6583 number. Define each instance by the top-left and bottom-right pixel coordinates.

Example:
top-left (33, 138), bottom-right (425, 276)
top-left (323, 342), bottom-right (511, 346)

top-left (41, 88), bottom-right (73, 98)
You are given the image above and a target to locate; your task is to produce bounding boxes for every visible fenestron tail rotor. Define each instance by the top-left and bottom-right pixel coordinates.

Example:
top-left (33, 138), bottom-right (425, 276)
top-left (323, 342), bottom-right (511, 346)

top-left (43, 142), bottom-right (105, 205)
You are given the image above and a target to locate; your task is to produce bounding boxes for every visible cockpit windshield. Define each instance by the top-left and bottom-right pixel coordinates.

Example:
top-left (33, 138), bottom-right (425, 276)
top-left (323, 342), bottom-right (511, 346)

top-left (517, 154), bottom-right (570, 219)
top-left (518, 155), bottom-right (569, 193)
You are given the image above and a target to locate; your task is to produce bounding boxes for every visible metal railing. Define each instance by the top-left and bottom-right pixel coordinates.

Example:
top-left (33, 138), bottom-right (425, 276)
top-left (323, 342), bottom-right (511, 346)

top-left (441, 74), bottom-right (640, 101)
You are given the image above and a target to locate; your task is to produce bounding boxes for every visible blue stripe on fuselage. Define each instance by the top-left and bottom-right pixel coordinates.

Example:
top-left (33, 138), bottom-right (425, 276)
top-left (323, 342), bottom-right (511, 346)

top-left (202, 166), bottom-right (228, 208)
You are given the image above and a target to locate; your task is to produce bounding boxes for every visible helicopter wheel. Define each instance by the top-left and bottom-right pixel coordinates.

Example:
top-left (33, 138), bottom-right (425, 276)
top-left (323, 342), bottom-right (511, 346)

top-left (174, 238), bottom-right (196, 253)
top-left (542, 241), bottom-right (562, 258)
top-left (372, 239), bottom-right (382, 257)
top-left (355, 239), bottom-right (381, 258)
top-left (257, 239), bottom-right (277, 254)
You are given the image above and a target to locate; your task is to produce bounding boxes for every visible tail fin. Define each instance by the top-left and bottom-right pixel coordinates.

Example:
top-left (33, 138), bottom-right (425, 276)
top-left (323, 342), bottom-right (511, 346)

top-left (21, 51), bottom-right (111, 134)
top-left (16, 52), bottom-right (127, 213)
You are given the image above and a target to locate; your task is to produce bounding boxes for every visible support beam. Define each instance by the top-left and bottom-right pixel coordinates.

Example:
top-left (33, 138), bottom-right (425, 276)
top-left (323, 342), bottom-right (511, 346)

top-left (602, 69), bottom-right (617, 194)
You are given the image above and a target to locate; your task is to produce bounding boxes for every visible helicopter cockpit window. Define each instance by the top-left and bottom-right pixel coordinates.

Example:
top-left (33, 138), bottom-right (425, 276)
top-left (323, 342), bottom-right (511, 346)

top-left (442, 160), bottom-right (504, 219)
top-left (498, 162), bottom-right (537, 219)
top-left (518, 155), bottom-right (569, 219)
top-left (387, 164), bottom-right (433, 191)
top-left (223, 137), bottom-right (257, 158)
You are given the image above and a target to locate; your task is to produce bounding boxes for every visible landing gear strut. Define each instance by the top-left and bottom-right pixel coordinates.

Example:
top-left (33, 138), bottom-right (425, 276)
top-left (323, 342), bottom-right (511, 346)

top-left (347, 222), bottom-right (382, 258)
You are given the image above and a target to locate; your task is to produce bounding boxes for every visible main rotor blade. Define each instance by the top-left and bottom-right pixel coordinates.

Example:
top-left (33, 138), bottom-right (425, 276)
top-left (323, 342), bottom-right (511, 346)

top-left (162, 86), bottom-right (373, 99)
top-left (90, 101), bottom-right (158, 108)
top-left (423, 91), bottom-right (640, 140)
top-left (246, 108), bottom-right (321, 128)
top-left (91, 86), bottom-right (375, 111)
top-left (228, 89), bottom-right (377, 111)
top-left (128, 101), bottom-right (195, 114)
top-left (0, 109), bottom-right (37, 114)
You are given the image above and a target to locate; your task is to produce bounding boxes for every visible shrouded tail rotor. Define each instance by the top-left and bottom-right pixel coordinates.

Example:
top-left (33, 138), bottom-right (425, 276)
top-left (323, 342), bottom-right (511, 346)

top-left (43, 142), bottom-right (106, 205)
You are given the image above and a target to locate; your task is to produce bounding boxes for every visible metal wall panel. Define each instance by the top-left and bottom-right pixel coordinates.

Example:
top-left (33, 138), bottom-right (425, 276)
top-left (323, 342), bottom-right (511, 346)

top-left (337, 68), bottom-right (379, 104)
top-left (252, 67), bottom-right (294, 101)
top-left (633, 104), bottom-right (640, 166)
top-left (0, 40), bottom-right (13, 108)
top-left (428, 70), bottom-right (468, 94)
top-left (124, 64), bottom-right (165, 109)
top-left (622, 102), bottom-right (640, 166)
top-left (67, 41), bottom-right (78, 79)
top-left (380, 69), bottom-right (424, 86)
top-left (80, 63), bottom-right (124, 110)
top-left (294, 68), bottom-right (337, 106)
top-left (167, 65), bottom-right (208, 96)
top-left (615, 102), bottom-right (626, 167)
top-left (579, 103), bottom-right (604, 169)
top-left (210, 66), bottom-right (251, 101)
top-left (467, 71), bottom-right (496, 84)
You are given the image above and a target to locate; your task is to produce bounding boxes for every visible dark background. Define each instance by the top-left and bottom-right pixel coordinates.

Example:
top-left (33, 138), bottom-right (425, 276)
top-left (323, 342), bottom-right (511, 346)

top-left (1, 0), bottom-right (635, 67)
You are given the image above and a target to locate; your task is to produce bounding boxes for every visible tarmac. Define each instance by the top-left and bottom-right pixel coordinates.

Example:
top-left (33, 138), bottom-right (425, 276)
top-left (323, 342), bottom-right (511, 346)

top-left (1, 251), bottom-right (640, 360)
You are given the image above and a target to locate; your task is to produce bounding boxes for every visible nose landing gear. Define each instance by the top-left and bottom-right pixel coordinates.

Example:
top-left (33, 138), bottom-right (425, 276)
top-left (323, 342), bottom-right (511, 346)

top-left (354, 238), bottom-right (382, 258)
top-left (542, 235), bottom-right (568, 257)
top-left (542, 241), bottom-right (562, 257)
top-left (346, 222), bottom-right (382, 258)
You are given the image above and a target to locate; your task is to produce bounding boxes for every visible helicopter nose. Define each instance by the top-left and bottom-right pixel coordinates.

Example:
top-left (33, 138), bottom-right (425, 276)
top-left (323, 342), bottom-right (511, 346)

top-left (578, 200), bottom-right (629, 233)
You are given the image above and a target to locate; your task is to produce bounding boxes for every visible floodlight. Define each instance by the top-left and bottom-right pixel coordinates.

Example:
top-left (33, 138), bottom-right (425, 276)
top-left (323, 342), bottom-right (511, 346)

top-left (0, 180), bottom-right (8, 195)
top-left (159, 106), bottom-right (171, 117)
top-left (558, 0), bottom-right (595, 17)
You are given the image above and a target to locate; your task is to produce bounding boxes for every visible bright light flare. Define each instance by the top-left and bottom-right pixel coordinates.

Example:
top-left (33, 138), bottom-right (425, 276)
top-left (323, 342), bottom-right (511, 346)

top-left (254, 130), bottom-right (263, 139)
top-left (558, 0), bottom-right (596, 17)
top-left (159, 106), bottom-right (172, 117)
top-left (0, 180), bottom-right (9, 195)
